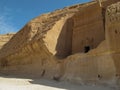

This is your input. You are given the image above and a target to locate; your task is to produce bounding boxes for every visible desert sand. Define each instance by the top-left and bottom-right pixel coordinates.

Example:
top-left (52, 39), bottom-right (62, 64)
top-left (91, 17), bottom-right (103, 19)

top-left (0, 75), bottom-right (117, 90)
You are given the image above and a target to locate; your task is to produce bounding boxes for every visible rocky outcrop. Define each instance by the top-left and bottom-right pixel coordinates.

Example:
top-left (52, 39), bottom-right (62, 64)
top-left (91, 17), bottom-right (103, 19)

top-left (0, 0), bottom-right (120, 85)
top-left (0, 33), bottom-right (14, 49)
top-left (63, 1), bottom-right (120, 85)
top-left (106, 1), bottom-right (120, 80)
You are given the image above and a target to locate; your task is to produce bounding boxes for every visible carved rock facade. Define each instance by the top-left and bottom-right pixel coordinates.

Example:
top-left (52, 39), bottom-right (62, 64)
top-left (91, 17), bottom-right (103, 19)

top-left (0, 0), bottom-right (120, 85)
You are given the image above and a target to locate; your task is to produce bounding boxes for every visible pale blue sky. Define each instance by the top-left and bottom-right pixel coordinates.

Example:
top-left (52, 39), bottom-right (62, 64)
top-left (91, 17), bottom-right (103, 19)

top-left (0, 0), bottom-right (91, 34)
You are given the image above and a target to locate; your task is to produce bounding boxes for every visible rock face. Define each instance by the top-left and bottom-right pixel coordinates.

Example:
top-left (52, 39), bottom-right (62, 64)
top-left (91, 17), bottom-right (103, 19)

top-left (0, 0), bottom-right (120, 85)
top-left (106, 1), bottom-right (120, 79)
top-left (0, 33), bottom-right (14, 49)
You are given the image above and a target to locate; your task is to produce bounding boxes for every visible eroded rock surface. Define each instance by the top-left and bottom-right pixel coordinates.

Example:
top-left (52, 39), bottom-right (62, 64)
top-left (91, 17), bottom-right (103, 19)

top-left (0, 0), bottom-right (120, 86)
top-left (0, 33), bottom-right (14, 49)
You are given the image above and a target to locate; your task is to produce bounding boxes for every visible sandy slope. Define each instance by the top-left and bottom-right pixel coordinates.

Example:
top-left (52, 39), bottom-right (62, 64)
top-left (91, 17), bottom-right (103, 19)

top-left (0, 75), bottom-right (117, 90)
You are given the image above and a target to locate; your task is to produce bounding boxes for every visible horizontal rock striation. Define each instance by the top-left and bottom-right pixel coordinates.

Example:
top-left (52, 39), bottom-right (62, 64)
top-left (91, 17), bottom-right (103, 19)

top-left (0, 0), bottom-right (120, 85)
top-left (0, 33), bottom-right (14, 49)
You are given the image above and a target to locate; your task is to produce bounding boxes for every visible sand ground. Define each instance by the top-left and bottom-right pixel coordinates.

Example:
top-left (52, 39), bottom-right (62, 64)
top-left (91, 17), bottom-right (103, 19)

top-left (0, 75), bottom-right (118, 90)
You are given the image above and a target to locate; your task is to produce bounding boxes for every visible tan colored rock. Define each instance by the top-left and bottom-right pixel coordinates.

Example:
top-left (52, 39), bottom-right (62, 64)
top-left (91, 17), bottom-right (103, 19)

top-left (106, 1), bottom-right (120, 81)
top-left (0, 0), bottom-right (120, 86)
top-left (0, 33), bottom-right (14, 49)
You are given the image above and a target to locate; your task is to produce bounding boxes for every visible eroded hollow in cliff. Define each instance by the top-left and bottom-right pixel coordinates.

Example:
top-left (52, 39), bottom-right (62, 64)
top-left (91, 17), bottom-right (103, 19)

top-left (55, 18), bottom-right (73, 58)
top-left (55, 3), bottom-right (105, 58)
top-left (84, 46), bottom-right (90, 53)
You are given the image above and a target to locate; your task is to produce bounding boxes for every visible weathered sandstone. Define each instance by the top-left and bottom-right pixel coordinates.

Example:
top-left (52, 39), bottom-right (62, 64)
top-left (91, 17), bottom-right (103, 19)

top-left (0, 33), bottom-right (14, 49)
top-left (0, 0), bottom-right (120, 86)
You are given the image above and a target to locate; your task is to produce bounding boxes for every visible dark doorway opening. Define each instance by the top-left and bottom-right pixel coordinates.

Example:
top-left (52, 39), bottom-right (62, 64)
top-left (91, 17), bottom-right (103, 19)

top-left (98, 74), bottom-right (102, 80)
top-left (84, 46), bottom-right (90, 53)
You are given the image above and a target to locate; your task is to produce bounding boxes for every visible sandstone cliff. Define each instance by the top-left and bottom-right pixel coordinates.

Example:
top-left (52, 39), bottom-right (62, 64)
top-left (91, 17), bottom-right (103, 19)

top-left (0, 33), bottom-right (14, 49)
top-left (0, 0), bottom-right (120, 85)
